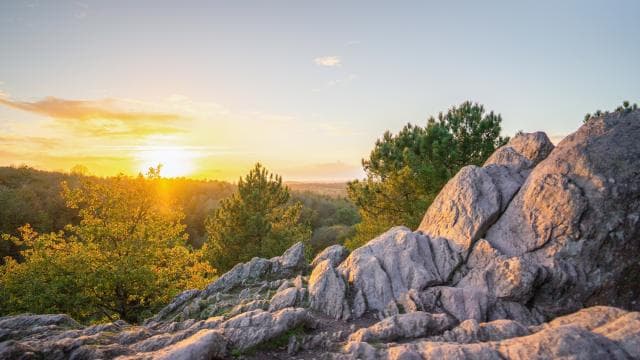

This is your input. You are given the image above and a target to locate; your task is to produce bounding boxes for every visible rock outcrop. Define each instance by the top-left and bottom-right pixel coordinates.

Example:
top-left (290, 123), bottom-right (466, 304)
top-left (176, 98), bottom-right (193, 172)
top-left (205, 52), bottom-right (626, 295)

top-left (1, 110), bottom-right (639, 359)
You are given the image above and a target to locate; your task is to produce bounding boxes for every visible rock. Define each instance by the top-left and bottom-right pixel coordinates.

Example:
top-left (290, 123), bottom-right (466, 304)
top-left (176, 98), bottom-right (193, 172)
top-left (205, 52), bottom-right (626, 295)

top-left (502, 131), bottom-right (555, 166)
top-left (269, 287), bottom-right (300, 312)
top-left (418, 131), bottom-right (554, 252)
top-left (342, 306), bottom-right (639, 359)
top-left (484, 146), bottom-right (533, 173)
top-left (337, 227), bottom-right (460, 317)
top-left (309, 259), bottom-right (350, 320)
top-left (348, 312), bottom-right (456, 343)
top-left (417, 165), bottom-right (513, 251)
top-left (227, 300), bottom-right (269, 318)
top-left (0, 314), bottom-right (80, 331)
top-left (271, 241), bottom-right (307, 271)
top-left (150, 330), bottom-right (227, 360)
top-left (145, 290), bottom-right (200, 326)
top-left (592, 312), bottom-right (640, 358)
top-left (484, 110), bottom-right (640, 317)
top-left (416, 286), bottom-right (490, 323)
top-left (311, 244), bottom-right (350, 268)
top-left (433, 318), bottom-right (531, 343)
top-left (221, 308), bottom-right (312, 351)
top-left (150, 242), bottom-right (308, 323)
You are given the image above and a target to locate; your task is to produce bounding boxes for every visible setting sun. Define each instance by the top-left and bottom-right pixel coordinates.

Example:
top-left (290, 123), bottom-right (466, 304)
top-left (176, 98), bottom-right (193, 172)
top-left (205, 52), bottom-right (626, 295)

top-left (137, 147), bottom-right (196, 178)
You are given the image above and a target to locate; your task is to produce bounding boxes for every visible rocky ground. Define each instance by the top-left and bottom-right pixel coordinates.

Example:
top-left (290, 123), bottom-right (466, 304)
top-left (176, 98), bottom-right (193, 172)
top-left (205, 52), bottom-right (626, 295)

top-left (1, 109), bottom-right (640, 359)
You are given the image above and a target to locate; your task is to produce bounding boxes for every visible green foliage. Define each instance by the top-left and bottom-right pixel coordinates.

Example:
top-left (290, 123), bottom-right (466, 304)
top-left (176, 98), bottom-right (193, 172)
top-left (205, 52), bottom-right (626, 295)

top-left (0, 166), bottom-right (235, 262)
top-left (293, 191), bottom-right (359, 255)
top-left (0, 170), bottom-right (214, 324)
top-left (204, 163), bottom-right (311, 272)
top-left (309, 224), bottom-right (356, 254)
top-left (0, 166), bottom-right (80, 261)
top-left (346, 101), bottom-right (508, 248)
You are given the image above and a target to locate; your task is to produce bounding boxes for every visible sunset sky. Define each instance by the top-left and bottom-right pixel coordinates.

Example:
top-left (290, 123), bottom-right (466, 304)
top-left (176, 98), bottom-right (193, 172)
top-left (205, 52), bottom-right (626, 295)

top-left (1, 1), bottom-right (639, 181)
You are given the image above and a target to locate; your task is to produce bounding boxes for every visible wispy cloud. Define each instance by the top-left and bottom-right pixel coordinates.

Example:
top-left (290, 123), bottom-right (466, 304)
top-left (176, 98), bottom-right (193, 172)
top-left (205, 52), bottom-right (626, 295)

top-left (0, 135), bottom-right (61, 149)
top-left (327, 74), bottom-right (357, 87)
top-left (314, 56), bottom-right (341, 67)
top-left (0, 95), bottom-right (186, 137)
top-left (312, 73), bottom-right (357, 92)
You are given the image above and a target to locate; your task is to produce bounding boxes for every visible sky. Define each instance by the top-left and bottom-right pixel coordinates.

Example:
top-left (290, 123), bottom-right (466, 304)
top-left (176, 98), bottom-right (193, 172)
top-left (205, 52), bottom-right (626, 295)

top-left (1, 0), bottom-right (639, 181)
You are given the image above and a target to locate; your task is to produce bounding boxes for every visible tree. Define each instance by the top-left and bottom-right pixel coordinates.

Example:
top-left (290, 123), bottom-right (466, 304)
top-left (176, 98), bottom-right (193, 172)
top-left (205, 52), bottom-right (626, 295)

top-left (346, 101), bottom-right (508, 249)
top-left (0, 168), bottom-right (214, 324)
top-left (204, 163), bottom-right (311, 272)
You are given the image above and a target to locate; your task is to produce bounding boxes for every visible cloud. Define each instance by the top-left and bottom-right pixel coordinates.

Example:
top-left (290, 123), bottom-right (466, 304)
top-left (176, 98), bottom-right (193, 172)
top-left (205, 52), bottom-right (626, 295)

top-left (327, 74), bottom-right (357, 87)
top-left (314, 56), bottom-right (341, 67)
top-left (0, 95), bottom-right (186, 137)
top-left (312, 74), bottom-right (357, 92)
top-left (0, 135), bottom-right (61, 149)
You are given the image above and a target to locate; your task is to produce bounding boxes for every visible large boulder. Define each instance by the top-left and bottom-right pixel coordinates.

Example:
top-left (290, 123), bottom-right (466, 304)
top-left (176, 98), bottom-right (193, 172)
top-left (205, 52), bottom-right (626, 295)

top-left (484, 110), bottom-right (640, 317)
top-left (417, 132), bottom-right (554, 252)
top-left (336, 227), bottom-right (460, 317)
top-left (309, 259), bottom-right (350, 320)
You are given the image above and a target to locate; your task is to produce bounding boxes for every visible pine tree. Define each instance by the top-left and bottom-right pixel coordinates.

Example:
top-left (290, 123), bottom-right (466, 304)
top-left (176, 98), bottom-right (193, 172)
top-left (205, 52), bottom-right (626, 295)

top-left (346, 102), bottom-right (508, 248)
top-left (204, 163), bottom-right (310, 272)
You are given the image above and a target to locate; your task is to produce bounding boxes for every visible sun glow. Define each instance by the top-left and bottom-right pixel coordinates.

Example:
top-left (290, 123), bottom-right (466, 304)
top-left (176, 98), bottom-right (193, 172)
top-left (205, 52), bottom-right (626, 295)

top-left (137, 147), bottom-right (196, 178)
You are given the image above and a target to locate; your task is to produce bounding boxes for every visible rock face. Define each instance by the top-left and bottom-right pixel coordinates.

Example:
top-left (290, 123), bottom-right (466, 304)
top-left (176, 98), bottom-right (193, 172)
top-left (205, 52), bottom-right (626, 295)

top-left (343, 306), bottom-right (640, 359)
top-left (417, 131), bottom-right (554, 251)
top-left (1, 110), bottom-right (639, 359)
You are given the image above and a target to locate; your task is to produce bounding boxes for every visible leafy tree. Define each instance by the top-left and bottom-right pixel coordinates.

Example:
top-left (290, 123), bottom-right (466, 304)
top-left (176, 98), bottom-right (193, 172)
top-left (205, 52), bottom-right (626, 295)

top-left (346, 101), bottom-right (508, 249)
top-left (204, 163), bottom-right (311, 272)
top-left (0, 165), bottom-right (236, 260)
top-left (0, 169), bottom-right (214, 323)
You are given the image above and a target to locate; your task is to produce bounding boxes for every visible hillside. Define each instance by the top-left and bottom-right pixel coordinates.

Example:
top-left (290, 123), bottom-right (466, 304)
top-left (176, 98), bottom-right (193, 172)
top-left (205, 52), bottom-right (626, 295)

top-left (285, 182), bottom-right (349, 198)
top-left (0, 168), bottom-right (358, 260)
top-left (1, 109), bottom-right (639, 359)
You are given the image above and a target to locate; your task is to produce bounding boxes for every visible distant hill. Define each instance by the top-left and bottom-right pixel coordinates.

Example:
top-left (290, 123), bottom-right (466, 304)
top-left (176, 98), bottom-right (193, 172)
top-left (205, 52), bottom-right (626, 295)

top-left (285, 181), bottom-right (348, 198)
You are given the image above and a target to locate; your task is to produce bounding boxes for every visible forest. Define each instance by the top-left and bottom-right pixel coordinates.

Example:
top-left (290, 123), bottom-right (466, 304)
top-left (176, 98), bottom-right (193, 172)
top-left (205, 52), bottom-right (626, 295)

top-left (0, 101), bottom-right (507, 324)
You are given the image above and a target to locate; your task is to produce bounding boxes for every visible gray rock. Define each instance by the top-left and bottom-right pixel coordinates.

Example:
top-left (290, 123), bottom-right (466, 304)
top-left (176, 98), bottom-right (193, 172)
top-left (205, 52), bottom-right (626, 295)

top-left (337, 227), bottom-right (460, 317)
top-left (269, 287), bottom-right (300, 312)
top-left (151, 329), bottom-right (227, 360)
top-left (221, 308), bottom-right (312, 351)
top-left (348, 312), bottom-right (456, 343)
top-left (418, 131), bottom-right (554, 252)
top-left (485, 110), bottom-right (640, 318)
top-left (503, 131), bottom-right (555, 165)
top-left (311, 244), bottom-right (350, 268)
top-left (309, 259), bottom-right (350, 320)
top-left (0, 314), bottom-right (80, 331)
top-left (342, 306), bottom-right (639, 359)
top-left (271, 241), bottom-right (307, 271)
top-left (417, 165), bottom-right (507, 251)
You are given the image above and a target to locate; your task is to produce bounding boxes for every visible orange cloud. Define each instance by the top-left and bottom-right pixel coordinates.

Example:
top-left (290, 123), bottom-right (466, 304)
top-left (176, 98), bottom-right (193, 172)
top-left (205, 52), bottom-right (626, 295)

top-left (0, 96), bottom-right (185, 137)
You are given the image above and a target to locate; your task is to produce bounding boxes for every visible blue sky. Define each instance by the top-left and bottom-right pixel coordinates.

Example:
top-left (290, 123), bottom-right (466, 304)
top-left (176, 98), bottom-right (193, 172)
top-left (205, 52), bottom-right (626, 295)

top-left (1, 1), bottom-right (639, 180)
